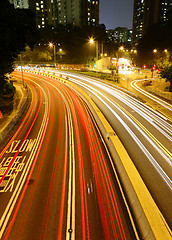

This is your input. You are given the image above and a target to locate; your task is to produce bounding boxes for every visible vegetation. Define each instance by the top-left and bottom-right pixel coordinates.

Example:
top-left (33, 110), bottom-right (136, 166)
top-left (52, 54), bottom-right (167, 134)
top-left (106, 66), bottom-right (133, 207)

top-left (0, 0), bottom-right (38, 95)
top-left (158, 61), bottom-right (172, 92)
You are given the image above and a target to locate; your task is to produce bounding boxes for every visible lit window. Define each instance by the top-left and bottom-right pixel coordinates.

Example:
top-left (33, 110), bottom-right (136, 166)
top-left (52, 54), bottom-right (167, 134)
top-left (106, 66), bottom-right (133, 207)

top-left (36, 7), bottom-right (40, 10)
top-left (41, 5), bottom-right (43, 8)
top-left (36, 3), bottom-right (39, 6)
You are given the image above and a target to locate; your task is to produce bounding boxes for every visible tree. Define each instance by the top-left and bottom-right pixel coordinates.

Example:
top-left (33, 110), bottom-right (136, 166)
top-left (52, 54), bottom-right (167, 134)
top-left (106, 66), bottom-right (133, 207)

top-left (17, 46), bottom-right (52, 64)
top-left (38, 24), bottom-right (108, 64)
top-left (0, 0), bottom-right (38, 93)
top-left (159, 63), bottom-right (172, 92)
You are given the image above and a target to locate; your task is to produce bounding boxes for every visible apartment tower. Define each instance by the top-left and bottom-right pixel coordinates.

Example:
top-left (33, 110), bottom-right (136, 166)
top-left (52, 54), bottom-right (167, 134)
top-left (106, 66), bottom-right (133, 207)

top-left (132, 0), bottom-right (172, 45)
top-left (28, 0), bottom-right (99, 29)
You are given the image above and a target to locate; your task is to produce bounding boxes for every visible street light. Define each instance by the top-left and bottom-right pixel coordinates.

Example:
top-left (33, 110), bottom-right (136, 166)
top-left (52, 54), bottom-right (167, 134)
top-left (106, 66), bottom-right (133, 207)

top-left (116, 46), bottom-right (125, 73)
top-left (89, 37), bottom-right (98, 59)
top-left (89, 37), bottom-right (94, 44)
top-left (152, 49), bottom-right (157, 78)
top-left (49, 42), bottom-right (56, 67)
top-left (59, 48), bottom-right (63, 58)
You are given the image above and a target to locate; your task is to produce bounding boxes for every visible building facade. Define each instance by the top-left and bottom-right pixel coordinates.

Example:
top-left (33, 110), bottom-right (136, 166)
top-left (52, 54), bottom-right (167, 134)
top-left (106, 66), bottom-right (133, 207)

top-left (132, 0), bottom-right (172, 45)
top-left (11, 0), bottom-right (99, 29)
top-left (106, 27), bottom-right (132, 43)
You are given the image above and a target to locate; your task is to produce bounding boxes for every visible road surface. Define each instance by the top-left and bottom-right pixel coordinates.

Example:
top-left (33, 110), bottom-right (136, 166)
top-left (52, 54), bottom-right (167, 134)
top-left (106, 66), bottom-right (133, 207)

top-left (43, 69), bottom-right (172, 229)
top-left (0, 72), bottom-right (138, 240)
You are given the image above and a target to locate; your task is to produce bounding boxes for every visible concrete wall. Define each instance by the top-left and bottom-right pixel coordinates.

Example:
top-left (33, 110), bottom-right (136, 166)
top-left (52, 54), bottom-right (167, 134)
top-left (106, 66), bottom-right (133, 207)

top-left (95, 57), bottom-right (111, 71)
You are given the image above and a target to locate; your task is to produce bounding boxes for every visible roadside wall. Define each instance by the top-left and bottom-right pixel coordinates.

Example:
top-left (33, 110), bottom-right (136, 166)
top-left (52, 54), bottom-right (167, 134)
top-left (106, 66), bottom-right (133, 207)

top-left (145, 86), bottom-right (172, 102)
top-left (95, 57), bottom-right (111, 71)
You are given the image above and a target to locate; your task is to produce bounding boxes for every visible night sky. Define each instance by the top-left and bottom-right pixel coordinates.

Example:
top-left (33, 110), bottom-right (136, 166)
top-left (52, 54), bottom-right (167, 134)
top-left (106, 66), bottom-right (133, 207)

top-left (99, 0), bottom-right (134, 30)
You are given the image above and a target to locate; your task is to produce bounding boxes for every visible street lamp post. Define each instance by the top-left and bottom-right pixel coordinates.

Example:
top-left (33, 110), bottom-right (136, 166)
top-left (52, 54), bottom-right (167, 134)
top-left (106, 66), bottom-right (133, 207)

top-left (59, 48), bottom-right (62, 58)
top-left (152, 49), bottom-right (157, 78)
top-left (89, 37), bottom-right (98, 60)
top-left (49, 42), bottom-right (56, 67)
top-left (101, 41), bottom-right (104, 58)
top-left (116, 46), bottom-right (124, 73)
top-left (20, 54), bottom-right (24, 87)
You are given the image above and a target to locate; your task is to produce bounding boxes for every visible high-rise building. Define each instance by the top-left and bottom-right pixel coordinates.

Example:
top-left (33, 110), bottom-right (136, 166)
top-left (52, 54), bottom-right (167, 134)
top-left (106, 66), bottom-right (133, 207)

top-left (132, 0), bottom-right (172, 45)
top-left (106, 27), bottom-right (132, 43)
top-left (28, 0), bottom-right (99, 29)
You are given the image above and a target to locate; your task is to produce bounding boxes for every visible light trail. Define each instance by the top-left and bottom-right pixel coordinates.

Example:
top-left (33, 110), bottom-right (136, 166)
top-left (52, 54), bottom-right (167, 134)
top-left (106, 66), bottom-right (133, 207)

top-left (70, 73), bottom-right (172, 135)
top-left (0, 80), bottom-right (49, 239)
top-left (39, 73), bottom-right (130, 239)
top-left (50, 70), bottom-right (172, 139)
top-left (131, 79), bottom-right (172, 113)
top-left (0, 80), bottom-right (39, 158)
top-left (56, 76), bottom-right (172, 189)
top-left (65, 78), bottom-right (172, 157)
top-left (1, 71), bottom-right (157, 239)
top-left (31, 69), bottom-right (172, 187)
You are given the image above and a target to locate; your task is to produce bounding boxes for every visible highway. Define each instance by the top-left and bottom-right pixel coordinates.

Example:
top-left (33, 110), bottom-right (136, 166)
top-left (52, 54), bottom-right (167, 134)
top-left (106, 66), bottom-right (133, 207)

top-left (42, 69), bottom-right (172, 229)
top-left (0, 72), bottom-right (138, 240)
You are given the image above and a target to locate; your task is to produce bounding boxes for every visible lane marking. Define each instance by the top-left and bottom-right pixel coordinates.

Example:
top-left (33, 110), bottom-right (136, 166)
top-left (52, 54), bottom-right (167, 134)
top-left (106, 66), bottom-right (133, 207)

top-left (0, 80), bottom-right (49, 239)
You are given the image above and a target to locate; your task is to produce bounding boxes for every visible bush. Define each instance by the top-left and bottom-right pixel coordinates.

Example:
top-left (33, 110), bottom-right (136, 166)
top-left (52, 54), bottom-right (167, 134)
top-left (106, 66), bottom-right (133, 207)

top-left (0, 80), bottom-right (15, 97)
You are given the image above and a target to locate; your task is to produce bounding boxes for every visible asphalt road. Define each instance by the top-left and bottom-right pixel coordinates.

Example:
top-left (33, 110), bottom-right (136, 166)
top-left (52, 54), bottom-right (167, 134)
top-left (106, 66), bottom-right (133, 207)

top-left (0, 72), bottom-right (138, 240)
top-left (44, 69), bottom-right (172, 229)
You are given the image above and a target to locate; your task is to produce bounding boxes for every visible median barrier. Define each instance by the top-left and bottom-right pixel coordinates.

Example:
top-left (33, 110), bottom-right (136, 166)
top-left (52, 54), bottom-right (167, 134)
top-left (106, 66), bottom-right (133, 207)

top-left (60, 75), bottom-right (172, 240)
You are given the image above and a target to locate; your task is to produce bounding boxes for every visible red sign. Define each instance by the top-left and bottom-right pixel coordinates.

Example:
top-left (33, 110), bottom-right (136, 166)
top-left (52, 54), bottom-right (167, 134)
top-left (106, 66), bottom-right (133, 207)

top-left (0, 111), bottom-right (3, 119)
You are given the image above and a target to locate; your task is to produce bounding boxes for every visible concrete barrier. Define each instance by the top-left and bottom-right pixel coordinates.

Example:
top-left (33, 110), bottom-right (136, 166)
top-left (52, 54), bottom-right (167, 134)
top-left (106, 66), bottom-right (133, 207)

top-left (62, 75), bottom-right (172, 240)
